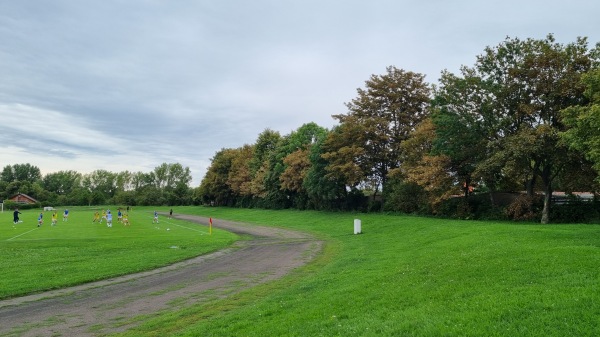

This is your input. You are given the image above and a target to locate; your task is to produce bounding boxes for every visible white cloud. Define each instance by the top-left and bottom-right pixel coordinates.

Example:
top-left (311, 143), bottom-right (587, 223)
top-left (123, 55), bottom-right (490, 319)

top-left (0, 0), bottom-right (599, 186)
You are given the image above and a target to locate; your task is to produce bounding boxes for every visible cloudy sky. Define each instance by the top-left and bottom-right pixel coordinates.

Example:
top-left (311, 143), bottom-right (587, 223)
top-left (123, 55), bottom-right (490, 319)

top-left (1, 1), bottom-right (599, 185)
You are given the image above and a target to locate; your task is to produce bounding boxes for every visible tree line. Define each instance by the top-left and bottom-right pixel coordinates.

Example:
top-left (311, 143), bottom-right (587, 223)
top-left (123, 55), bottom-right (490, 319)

top-left (198, 35), bottom-right (600, 223)
top-left (4, 35), bottom-right (600, 223)
top-left (0, 163), bottom-right (195, 208)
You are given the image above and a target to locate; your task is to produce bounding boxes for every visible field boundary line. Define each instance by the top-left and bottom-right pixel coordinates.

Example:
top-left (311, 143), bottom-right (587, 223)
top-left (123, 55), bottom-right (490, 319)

top-left (6, 228), bottom-right (38, 241)
top-left (145, 211), bottom-right (210, 235)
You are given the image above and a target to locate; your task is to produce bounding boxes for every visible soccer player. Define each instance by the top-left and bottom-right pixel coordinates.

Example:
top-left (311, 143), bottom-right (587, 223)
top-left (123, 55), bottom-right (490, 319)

top-left (153, 210), bottom-right (159, 224)
top-left (106, 210), bottom-right (113, 228)
top-left (13, 208), bottom-right (22, 224)
top-left (63, 209), bottom-right (69, 222)
top-left (51, 211), bottom-right (58, 226)
top-left (117, 209), bottom-right (123, 223)
top-left (101, 210), bottom-right (107, 224)
top-left (93, 211), bottom-right (100, 223)
top-left (123, 213), bottom-right (130, 226)
top-left (37, 212), bottom-right (43, 227)
top-left (169, 208), bottom-right (173, 219)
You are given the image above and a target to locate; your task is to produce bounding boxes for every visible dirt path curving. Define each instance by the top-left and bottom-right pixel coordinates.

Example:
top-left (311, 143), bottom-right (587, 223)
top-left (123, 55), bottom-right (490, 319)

top-left (0, 215), bottom-right (323, 337)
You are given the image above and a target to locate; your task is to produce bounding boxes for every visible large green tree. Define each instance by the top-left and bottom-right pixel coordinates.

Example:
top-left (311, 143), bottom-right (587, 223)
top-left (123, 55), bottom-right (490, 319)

top-left (227, 144), bottom-right (255, 201)
top-left (81, 170), bottom-right (117, 204)
top-left (439, 35), bottom-right (598, 223)
top-left (562, 68), bottom-right (600, 178)
top-left (303, 129), bottom-right (348, 210)
top-left (323, 66), bottom-right (431, 200)
top-left (277, 123), bottom-right (329, 209)
top-left (42, 170), bottom-right (82, 195)
top-left (1, 163), bottom-right (42, 184)
top-left (198, 148), bottom-right (237, 206)
top-left (248, 129), bottom-right (282, 201)
top-left (431, 70), bottom-right (493, 197)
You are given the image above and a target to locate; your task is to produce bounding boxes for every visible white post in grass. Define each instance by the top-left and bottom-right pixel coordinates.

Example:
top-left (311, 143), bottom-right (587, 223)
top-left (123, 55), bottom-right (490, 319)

top-left (354, 219), bottom-right (361, 234)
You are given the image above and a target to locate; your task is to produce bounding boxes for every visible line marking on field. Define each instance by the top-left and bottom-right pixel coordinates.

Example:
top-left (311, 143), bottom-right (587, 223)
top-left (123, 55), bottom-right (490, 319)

top-left (7, 228), bottom-right (39, 241)
top-left (145, 212), bottom-right (209, 235)
top-left (168, 221), bottom-right (209, 235)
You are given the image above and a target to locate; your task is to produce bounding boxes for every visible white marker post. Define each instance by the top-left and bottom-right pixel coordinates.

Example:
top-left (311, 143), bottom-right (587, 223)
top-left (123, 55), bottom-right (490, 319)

top-left (354, 219), bottom-right (362, 234)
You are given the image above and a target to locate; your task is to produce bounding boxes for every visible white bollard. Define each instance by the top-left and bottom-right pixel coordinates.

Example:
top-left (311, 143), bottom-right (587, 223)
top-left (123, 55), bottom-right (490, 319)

top-left (354, 219), bottom-right (362, 234)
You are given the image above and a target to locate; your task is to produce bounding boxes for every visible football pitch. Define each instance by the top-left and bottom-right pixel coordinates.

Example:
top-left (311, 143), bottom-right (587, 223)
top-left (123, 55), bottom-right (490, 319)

top-left (0, 206), bottom-right (238, 299)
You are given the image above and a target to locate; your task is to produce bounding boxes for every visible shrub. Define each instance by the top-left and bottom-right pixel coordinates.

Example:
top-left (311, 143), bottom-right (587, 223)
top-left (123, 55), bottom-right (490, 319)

top-left (383, 181), bottom-right (428, 214)
top-left (505, 195), bottom-right (542, 221)
top-left (550, 200), bottom-right (600, 223)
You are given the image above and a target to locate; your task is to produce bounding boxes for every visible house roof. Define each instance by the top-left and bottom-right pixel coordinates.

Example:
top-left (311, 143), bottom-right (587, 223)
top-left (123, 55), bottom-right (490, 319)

top-left (9, 193), bottom-right (38, 203)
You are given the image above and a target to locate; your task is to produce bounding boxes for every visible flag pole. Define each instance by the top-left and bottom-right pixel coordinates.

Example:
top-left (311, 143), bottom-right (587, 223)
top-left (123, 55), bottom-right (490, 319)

top-left (209, 217), bottom-right (212, 235)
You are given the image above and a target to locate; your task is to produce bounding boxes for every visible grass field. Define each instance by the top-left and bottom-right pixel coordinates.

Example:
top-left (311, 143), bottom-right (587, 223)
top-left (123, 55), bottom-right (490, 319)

top-left (0, 206), bottom-right (238, 299)
top-left (119, 207), bottom-right (600, 337)
top-left (4, 206), bottom-right (600, 336)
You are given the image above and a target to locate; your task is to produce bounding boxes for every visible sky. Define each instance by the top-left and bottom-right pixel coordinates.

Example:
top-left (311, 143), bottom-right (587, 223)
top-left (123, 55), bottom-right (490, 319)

top-left (1, 1), bottom-right (599, 185)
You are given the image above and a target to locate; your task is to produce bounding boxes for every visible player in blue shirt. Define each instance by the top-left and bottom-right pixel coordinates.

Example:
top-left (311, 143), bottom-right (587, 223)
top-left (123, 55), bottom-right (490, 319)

top-left (106, 210), bottom-right (113, 228)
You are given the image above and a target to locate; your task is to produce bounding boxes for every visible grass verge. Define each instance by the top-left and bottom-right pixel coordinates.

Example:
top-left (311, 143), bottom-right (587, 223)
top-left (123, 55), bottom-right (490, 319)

top-left (118, 207), bottom-right (600, 337)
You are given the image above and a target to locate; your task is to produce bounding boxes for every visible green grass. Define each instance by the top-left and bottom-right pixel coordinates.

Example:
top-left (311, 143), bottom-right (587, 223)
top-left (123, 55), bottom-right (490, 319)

top-left (0, 206), bottom-right (238, 299)
top-left (116, 207), bottom-right (600, 337)
top-left (4, 206), bottom-right (600, 336)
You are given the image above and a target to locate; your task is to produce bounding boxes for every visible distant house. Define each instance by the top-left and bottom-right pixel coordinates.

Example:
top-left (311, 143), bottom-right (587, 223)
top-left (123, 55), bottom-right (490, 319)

top-left (8, 193), bottom-right (38, 204)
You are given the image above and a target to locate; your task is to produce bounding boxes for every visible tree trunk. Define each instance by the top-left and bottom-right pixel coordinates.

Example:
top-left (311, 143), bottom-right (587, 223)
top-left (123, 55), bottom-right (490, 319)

top-left (526, 177), bottom-right (536, 196)
top-left (489, 192), bottom-right (496, 207)
top-left (526, 162), bottom-right (541, 196)
top-left (540, 164), bottom-right (552, 224)
top-left (541, 183), bottom-right (551, 224)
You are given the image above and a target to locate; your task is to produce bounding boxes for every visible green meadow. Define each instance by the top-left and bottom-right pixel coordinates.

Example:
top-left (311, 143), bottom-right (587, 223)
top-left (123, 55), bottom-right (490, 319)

top-left (0, 207), bottom-right (237, 299)
top-left (3, 207), bottom-right (600, 336)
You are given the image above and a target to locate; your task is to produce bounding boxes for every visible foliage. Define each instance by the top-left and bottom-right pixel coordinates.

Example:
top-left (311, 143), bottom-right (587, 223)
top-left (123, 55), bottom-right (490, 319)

top-left (550, 199), bottom-right (600, 223)
top-left (431, 35), bottom-right (599, 223)
top-left (5, 35), bottom-right (600, 219)
top-left (324, 66), bottom-right (431, 198)
top-left (303, 134), bottom-right (347, 210)
top-left (1, 163), bottom-right (42, 183)
top-left (562, 68), bottom-right (600, 180)
top-left (197, 148), bottom-right (237, 206)
top-left (505, 194), bottom-right (543, 221)
top-left (2, 200), bottom-right (41, 210)
top-left (0, 162), bottom-right (195, 207)
top-left (382, 173), bottom-right (428, 214)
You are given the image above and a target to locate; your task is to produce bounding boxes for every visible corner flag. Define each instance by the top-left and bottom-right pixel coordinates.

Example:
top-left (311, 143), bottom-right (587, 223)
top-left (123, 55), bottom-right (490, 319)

top-left (209, 217), bottom-right (212, 235)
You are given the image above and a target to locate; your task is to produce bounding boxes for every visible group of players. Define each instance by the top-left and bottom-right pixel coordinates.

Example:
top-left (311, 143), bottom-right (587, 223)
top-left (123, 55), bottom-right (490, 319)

top-left (32, 209), bottom-right (69, 227)
top-left (13, 208), bottom-right (134, 228)
top-left (13, 208), bottom-right (169, 228)
top-left (92, 209), bottom-right (130, 227)
top-left (12, 208), bottom-right (71, 227)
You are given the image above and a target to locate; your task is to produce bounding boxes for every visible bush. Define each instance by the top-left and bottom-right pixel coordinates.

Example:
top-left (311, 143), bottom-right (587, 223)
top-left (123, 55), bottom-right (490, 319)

top-left (505, 195), bottom-right (542, 221)
top-left (383, 181), bottom-right (428, 214)
top-left (435, 193), bottom-right (504, 220)
top-left (3, 201), bottom-right (41, 211)
top-left (550, 200), bottom-right (600, 223)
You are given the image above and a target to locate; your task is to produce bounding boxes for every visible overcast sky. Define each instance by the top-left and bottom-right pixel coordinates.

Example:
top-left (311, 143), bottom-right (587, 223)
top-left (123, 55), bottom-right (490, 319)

top-left (1, 1), bottom-right (599, 185)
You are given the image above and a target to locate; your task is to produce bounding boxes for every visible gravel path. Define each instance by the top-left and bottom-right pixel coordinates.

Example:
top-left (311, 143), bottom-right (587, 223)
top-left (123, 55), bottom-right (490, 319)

top-left (0, 215), bottom-right (323, 337)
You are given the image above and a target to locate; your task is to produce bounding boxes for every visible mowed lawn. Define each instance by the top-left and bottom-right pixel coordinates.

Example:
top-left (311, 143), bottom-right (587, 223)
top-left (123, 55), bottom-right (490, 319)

top-left (0, 206), bottom-right (238, 299)
top-left (3, 206), bottom-right (600, 336)
top-left (118, 207), bottom-right (600, 337)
